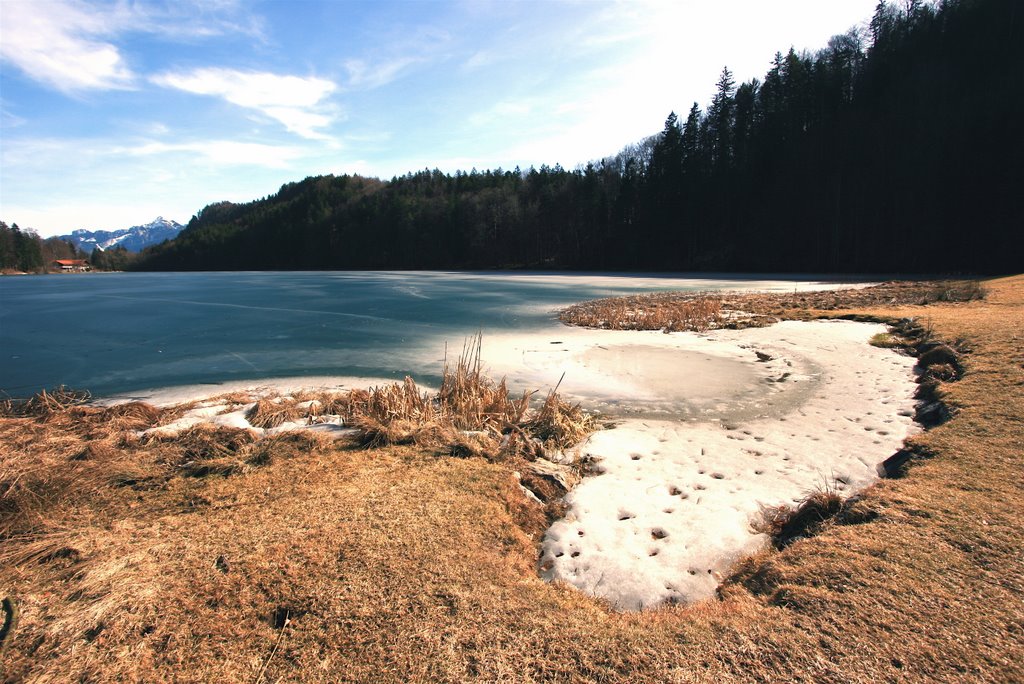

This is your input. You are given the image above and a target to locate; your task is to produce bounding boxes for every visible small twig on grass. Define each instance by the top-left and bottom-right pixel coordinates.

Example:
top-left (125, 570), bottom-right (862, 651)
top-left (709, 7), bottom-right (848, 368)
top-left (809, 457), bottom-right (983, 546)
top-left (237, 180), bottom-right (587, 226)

top-left (253, 611), bottom-right (289, 684)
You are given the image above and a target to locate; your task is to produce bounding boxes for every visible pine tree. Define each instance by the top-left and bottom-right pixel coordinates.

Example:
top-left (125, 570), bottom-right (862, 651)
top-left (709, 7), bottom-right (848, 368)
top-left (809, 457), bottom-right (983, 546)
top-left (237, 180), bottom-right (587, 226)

top-left (707, 67), bottom-right (737, 170)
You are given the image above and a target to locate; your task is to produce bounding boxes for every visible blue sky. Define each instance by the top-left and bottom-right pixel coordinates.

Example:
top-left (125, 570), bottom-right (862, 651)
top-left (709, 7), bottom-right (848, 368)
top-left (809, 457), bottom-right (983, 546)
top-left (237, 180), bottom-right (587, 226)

top-left (1, 0), bottom-right (878, 237)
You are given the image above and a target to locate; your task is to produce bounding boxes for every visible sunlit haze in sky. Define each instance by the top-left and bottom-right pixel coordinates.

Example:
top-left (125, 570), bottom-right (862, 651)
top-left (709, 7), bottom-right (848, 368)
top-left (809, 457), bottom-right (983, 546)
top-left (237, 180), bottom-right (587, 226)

top-left (1, 0), bottom-right (878, 236)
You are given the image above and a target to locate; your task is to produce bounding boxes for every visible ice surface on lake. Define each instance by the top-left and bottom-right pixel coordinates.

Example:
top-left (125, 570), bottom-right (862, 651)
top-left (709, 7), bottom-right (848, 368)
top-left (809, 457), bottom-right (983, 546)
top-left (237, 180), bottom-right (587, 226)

top-left (0, 271), bottom-right (857, 399)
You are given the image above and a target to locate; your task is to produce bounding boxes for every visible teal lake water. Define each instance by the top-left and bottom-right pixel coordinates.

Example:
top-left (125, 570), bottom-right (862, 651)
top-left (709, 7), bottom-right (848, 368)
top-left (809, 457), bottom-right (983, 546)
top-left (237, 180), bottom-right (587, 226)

top-left (0, 271), bottom-right (845, 400)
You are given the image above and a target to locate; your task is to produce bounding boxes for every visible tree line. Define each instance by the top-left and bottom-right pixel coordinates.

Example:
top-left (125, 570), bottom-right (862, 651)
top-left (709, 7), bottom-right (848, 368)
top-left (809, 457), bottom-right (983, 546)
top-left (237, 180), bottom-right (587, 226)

top-left (0, 221), bottom-right (139, 274)
top-left (0, 221), bottom-right (90, 273)
top-left (129, 0), bottom-right (1020, 274)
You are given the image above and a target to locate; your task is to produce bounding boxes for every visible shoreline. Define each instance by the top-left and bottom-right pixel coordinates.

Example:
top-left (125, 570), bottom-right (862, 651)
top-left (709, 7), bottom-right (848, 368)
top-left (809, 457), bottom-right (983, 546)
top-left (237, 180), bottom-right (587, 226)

top-left (68, 309), bottom-right (922, 611)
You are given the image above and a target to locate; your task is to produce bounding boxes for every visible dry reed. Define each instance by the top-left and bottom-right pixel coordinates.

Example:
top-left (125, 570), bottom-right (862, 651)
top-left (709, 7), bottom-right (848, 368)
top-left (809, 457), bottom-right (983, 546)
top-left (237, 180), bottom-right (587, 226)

top-left (341, 334), bottom-right (594, 459)
top-left (4, 386), bottom-right (92, 418)
top-left (245, 398), bottom-right (304, 429)
top-left (528, 377), bottom-right (593, 449)
top-left (560, 293), bottom-right (723, 331)
top-left (561, 280), bottom-right (989, 333)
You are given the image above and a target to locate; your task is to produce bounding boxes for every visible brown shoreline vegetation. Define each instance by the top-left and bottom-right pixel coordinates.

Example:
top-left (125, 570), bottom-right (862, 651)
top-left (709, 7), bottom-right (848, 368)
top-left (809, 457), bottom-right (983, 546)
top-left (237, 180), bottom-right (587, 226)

top-left (2, 276), bottom-right (1022, 682)
top-left (558, 279), bottom-right (987, 332)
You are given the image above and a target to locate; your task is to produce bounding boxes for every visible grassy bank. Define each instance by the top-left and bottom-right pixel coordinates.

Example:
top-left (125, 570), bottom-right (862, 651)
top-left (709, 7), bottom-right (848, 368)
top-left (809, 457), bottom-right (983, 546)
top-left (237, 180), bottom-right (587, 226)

top-left (1, 276), bottom-right (1022, 682)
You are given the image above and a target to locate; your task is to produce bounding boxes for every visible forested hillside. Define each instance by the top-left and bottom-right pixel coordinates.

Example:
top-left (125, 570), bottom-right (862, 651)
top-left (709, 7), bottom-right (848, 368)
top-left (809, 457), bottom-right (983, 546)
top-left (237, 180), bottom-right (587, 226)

top-left (137, 0), bottom-right (1022, 274)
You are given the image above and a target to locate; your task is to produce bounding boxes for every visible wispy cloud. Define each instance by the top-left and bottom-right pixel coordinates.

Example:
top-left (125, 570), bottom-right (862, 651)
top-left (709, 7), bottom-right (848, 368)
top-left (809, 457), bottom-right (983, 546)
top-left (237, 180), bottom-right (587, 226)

top-left (116, 0), bottom-right (267, 43)
top-left (0, 0), bottom-right (135, 92)
top-left (343, 57), bottom-right (421, 90)
top-left (461, 49), bottom-right (498, 72)
top-left (121, 139), bottom-right (307, 169)
top-left (2, 135), bottom-right (308, 173)
top-left (151, 68), bottom-right (338, 140)
top-left (467, 100), bottom-right (533, 128)
top-left (1, 106), bottom-right (28, 129)
top-left (340, 15), bottom-right (452, 90)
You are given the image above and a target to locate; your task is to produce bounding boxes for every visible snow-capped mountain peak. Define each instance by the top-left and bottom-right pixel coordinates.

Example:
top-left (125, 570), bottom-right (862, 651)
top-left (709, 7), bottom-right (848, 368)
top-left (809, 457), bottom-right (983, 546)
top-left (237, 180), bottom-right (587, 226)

top-left (59, 217), bottom-right (185, 253)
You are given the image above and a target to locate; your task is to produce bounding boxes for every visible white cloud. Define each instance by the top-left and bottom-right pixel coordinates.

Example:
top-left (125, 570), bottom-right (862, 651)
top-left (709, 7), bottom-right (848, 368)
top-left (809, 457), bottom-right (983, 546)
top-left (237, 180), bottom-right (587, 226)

top-left (152, 68), bottom-right (338, 139)
top-left (3, 131), bottom-right (319, 178)
top-left (0, 0), bottom-right (135, 92)
top-left (0, 0), bottom-right (269, 94)
top-left (262, 107), bottom-right (335, 139)
top-left (155, 69), bottom-right (332, 109)
top-left (145, 122), bottom-right (171, 136)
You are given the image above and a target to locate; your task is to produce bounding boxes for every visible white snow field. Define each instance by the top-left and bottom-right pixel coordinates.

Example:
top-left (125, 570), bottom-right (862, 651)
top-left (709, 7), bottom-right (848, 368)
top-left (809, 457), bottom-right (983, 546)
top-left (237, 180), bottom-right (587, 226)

top-left (484, 320), bottom-right (919, 610)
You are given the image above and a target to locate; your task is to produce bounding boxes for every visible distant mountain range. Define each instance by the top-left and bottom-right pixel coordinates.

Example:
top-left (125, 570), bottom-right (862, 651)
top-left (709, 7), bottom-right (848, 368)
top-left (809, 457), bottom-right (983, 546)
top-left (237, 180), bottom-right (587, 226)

top-left (60, 216), bottom-right (185, 253)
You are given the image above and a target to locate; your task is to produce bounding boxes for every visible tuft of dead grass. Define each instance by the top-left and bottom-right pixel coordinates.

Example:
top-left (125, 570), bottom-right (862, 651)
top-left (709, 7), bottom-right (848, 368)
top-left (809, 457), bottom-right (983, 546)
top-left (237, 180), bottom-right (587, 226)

top-left (438, 334), bottom-right (533, 433)
top-left (1, 386), bottom-right (92, 419)
top-left (245, 398), bottom-right (304, 429)
top-left (340, 334), bottom-right (595, 461)
top-left (869, 331), bottom-right (904, 348)
top-left (146, 425), bottom-right (259, 478)
top-left (528, 379), bottom-right (593, 450)
top-left (930, 279), bottom-right (988, 303)
top-left (754, 480), bottom-right (849, 549)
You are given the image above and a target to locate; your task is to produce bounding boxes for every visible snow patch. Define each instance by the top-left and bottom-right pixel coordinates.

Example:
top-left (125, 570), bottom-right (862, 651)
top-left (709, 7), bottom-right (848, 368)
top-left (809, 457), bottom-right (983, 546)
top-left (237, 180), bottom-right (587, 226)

top-left (528, 320), bottom-right (918, 610)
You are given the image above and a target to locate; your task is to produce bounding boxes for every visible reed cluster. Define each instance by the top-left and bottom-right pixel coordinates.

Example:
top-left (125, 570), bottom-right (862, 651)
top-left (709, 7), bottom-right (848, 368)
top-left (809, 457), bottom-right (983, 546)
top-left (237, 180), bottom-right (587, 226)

top-left (341, 334), bottom-right (595, 459)
top-left (560, 293), bottom-right (723, 332)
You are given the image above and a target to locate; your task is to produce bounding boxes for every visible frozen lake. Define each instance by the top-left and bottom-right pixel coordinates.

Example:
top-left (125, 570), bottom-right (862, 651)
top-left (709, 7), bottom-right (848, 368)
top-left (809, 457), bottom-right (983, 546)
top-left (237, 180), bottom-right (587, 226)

top-left (1, 271), bottom-right (849, 401)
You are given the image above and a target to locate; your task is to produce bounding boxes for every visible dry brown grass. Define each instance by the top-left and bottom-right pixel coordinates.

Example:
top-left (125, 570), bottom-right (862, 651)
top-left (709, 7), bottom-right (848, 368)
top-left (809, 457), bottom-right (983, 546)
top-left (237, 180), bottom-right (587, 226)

top-left (245, 398), bottom-right (304, 429)
top-left (0, 400), bottom-right (169, 544)
top-left (337, 334), bottom-right (595, 461)
top-left (6, 386), bottom-right (93, 418)
top-left (560, 279), bottom-right (989, 331)
top-left (560, 292), bottom-right (724, 331)
top-left (754, 479), bottom-right (855, 550)
top-left (1, 276), bottom-right (1022, 683)
top-left (438, 334), bottom-right (532, 432)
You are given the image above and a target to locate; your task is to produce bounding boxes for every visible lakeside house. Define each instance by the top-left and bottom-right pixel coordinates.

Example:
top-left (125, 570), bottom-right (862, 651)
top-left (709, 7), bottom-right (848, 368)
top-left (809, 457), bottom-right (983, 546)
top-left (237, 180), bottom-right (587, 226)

top-left (53, 259), bottom-right (89, 272)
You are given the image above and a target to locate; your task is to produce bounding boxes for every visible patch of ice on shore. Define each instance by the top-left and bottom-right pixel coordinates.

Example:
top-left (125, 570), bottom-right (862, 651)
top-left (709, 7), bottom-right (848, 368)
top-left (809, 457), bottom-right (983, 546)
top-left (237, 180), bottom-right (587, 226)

top-left (531, 320), bottom-right (919, 610)
top-left (142, 403), bottom-right (254, 437)
top-left (98, 375), bottom-right (398, 408)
